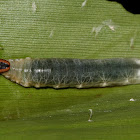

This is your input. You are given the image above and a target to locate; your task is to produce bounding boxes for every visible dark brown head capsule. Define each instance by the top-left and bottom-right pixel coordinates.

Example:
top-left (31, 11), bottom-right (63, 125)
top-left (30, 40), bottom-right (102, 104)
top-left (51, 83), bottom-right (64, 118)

top-left (0, 59), bottom-right (10, 73)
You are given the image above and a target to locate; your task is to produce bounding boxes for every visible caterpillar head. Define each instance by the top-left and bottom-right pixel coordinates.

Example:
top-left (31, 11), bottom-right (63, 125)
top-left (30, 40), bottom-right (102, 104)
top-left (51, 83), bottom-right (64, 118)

top-left (0, 59), bottom-right (10, 73)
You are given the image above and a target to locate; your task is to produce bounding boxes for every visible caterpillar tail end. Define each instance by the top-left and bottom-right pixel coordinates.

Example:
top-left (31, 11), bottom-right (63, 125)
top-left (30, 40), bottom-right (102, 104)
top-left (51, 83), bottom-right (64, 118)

top-left (0, 59), bottom-right (10, 73)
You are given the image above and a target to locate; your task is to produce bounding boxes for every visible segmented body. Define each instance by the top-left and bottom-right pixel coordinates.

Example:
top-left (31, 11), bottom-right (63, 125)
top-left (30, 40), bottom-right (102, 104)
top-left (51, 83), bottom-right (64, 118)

top-left (2, 57), bottom-right (140, 88)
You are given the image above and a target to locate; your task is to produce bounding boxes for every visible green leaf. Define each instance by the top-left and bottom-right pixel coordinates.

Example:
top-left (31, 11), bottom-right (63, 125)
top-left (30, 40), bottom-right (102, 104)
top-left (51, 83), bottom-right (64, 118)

top-left (0, 0), bottom-right (140, 139)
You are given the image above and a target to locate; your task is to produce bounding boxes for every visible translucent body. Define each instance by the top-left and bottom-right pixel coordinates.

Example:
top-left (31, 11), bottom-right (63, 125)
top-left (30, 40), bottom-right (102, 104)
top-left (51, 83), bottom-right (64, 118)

top-left (2, 57), bottom-right (140, 88)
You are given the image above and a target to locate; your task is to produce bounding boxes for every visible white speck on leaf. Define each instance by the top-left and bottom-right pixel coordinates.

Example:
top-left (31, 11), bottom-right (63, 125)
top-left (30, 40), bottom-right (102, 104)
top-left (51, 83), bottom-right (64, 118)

top-left (81, 0), bottom-right (87, 7)
top-left (95, 25), bottom-right (104, 34)
top-left (129, 98), bottom-right (136, 101)
top-left (104, 110), bottom-right (112, 112)
top-left (91, 25), bottom-right (104, 37)
top-left (88, 109), bottom-right (93, 122)
top-left (130, 38), bottom-right (134, 47)
top-left (108, 25), bottom-right (115, 31)
top-left (49, 29), bottom-right (54, 38)
top-left (32, 2), bottom-right (37, 12)
top-left (91, 27), bottom-right (96, 33)
top-left (130, 30), bottom-right (137, 49)
top-left (91, 19), bottom-right (117, 37)
top-left (66, 109), bottom-right (71, 112)
top-left (102, 19), bottom-right (116, 31)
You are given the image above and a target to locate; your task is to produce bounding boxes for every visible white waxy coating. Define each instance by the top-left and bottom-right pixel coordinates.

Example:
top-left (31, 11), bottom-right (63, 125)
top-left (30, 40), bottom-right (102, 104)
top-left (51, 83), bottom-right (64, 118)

top-left (102, 82), bottom-right (107, 87)
top-left (77, 84), bottom-right (83, 88)
top-left (137, 70), bottom-right (140, 77)
top-left (135, 59), bottom-right (140, 65)
top-left (125, 79), bottom-right (129, 83)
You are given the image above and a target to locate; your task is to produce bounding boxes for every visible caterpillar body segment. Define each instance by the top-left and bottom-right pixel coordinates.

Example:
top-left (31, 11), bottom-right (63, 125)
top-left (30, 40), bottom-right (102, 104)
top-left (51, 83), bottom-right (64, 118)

top-left (2, 58), bottom-right (140, 88)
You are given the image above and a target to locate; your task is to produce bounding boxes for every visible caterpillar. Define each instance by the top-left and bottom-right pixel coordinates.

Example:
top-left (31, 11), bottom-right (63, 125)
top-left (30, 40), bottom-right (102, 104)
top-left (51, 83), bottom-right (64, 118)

top-left (0, 57), bottom-right (140, 89)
